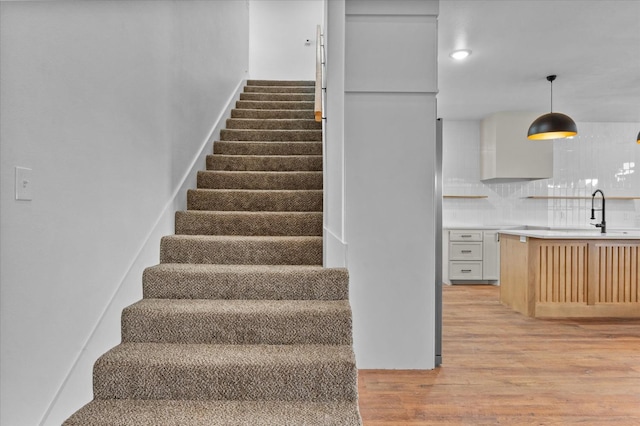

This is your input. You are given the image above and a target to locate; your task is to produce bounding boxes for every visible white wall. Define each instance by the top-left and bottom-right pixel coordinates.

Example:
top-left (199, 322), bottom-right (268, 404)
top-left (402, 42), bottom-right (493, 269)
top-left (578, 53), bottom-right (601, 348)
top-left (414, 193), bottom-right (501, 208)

top-left (443, 120), bottom-right (640, 229)
top-left (0, 2), bottom-right (249, 425)
top-left (327, 0), bottom-right (439, 369)
top-left (249, 0), bottom-right (324, 80)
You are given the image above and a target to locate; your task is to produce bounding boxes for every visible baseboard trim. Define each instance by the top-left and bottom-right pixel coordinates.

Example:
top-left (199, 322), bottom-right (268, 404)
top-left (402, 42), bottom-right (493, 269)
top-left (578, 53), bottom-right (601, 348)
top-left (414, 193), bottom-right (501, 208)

top-left (39, 79), bottom-right (246, 426)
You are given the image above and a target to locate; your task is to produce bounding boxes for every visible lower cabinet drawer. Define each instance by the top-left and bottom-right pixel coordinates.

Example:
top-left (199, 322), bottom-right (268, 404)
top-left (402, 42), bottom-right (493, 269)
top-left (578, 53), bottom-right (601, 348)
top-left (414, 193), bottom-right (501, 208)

top-left (449, 230), bottom-right (483, 242)
top-left (449, 242), bottom-right (482, 260)
top-left (449, 261), bottom-right (483, 280)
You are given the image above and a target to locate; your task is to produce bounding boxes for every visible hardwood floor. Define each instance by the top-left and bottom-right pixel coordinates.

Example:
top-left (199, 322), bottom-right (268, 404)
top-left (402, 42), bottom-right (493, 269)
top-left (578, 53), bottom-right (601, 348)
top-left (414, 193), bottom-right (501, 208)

top-left (358, 285), bottom-right (640, 425)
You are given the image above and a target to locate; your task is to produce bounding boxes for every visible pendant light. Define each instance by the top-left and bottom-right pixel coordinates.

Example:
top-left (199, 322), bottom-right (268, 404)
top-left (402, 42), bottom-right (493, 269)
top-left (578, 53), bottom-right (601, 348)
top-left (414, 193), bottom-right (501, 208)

top-left (637, 131), bottom-right (640, 144)
top-left (527, 75), bottom-right (578, 140)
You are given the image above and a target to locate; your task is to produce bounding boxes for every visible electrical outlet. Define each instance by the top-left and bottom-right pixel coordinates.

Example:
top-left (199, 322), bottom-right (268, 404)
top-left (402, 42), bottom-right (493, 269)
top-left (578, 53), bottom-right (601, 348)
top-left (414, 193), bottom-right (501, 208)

top-left (15, 167), bottom-right (33, 201)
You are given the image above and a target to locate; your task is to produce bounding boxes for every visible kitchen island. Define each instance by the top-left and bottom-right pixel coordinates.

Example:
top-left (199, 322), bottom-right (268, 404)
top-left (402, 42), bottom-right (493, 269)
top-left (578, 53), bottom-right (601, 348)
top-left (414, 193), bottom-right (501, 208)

top-left (499, 230), bottom-right (640, 318)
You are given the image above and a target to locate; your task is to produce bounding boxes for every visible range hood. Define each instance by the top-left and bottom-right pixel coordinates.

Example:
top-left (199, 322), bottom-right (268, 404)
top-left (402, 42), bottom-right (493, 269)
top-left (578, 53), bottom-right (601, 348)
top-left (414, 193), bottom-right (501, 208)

top-left (481, 111), bottom-right (553, 183)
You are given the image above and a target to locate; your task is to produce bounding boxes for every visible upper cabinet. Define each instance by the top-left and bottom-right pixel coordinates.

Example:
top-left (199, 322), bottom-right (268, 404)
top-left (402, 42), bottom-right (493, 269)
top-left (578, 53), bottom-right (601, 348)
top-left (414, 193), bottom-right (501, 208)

top-left (480, 111), bottom-right (553, 182)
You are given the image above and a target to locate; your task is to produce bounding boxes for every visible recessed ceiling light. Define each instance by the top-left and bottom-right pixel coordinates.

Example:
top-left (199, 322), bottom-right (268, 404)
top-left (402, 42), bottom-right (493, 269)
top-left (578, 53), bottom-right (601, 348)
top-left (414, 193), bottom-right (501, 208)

top-left (450, 49), bottom-right (471, 60)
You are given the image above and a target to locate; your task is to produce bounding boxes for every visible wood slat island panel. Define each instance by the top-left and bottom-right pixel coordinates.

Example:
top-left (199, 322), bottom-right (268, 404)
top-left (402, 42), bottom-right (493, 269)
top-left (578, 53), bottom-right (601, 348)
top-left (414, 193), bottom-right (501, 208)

top-left (500, 234), bottom-right (640, 318)
top-left (591, 243), bottom-right (639, 303)
top-left (538, 242), bottom-right (588, 304)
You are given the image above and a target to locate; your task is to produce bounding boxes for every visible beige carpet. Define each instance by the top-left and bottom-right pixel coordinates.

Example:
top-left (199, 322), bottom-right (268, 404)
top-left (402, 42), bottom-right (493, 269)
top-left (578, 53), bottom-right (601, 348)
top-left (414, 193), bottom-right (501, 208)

top-left (64, 80), bottom-right (361, 425)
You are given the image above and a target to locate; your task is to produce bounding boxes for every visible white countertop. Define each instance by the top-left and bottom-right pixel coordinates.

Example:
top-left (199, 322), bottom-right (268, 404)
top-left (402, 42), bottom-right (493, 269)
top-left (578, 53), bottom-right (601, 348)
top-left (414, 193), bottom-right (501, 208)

top-left (499, 229), bottom-right (640, 240)
top-left (445, 225), bottom-right (525, 230)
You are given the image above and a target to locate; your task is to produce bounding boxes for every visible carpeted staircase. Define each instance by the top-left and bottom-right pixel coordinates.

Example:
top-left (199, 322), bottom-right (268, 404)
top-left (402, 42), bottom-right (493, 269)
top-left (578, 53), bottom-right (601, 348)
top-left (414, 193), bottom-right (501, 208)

top-left (64, 80), bottom-right (362, 425)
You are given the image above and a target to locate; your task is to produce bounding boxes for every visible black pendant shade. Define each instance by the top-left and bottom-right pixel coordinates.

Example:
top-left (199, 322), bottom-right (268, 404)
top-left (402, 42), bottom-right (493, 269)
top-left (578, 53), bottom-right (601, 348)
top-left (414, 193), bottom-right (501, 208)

top-left (527, 75), bottom-right (577, 140)
top-left (527, 112), bottom-right (578, 140)
top-left (637, 131), bottom-right (640, 144)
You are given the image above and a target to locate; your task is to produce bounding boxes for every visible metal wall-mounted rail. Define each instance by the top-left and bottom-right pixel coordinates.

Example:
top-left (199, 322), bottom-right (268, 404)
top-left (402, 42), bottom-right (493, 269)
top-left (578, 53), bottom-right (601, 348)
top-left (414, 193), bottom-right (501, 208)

top-left (314, 24), bottom-right (323, 122)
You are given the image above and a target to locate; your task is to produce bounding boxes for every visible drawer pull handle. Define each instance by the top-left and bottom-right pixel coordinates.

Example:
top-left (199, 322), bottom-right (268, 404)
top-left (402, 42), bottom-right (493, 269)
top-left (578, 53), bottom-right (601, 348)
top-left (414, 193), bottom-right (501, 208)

top-left (461, 269), bottom-right (472, 273)
top-left (461, 235), bottom-right (472, 238)
top-left (461, 250), bottom-right (472, 253)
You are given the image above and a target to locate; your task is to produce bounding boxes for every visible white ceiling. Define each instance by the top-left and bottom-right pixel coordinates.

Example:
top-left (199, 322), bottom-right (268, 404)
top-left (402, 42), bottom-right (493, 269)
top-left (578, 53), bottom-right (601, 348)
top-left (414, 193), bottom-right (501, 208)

top-left (437, 0), bottom-right (640, 123)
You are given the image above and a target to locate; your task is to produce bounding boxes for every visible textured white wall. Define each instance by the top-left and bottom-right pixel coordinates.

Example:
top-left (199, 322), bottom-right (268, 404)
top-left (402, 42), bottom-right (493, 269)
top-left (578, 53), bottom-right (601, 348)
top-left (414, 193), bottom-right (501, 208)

top-left (249, 0), bottom-right (324, 80)
top-left (0, 2), bottom-right (249, 425)
top-left (443, 120), bottom-right (640, 229)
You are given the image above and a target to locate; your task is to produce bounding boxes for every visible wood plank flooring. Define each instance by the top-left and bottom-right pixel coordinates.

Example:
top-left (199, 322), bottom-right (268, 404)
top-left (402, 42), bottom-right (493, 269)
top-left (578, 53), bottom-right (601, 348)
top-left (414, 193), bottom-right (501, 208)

top-left (358, 285), bottom-right (640, 425)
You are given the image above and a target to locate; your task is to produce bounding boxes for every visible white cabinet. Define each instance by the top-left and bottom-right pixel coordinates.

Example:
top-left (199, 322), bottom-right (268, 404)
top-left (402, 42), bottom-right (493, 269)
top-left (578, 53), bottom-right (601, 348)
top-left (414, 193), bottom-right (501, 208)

top-left (448, 229), bottom-right (500, 283)
top-left (482, 231), bottom-right (500, 280)
top-left (480, 112), bottom-right (553, 182)
top-left (449, 262), bottom-right (483, 280)
top-left (449, 242), bottom-right (482, 260)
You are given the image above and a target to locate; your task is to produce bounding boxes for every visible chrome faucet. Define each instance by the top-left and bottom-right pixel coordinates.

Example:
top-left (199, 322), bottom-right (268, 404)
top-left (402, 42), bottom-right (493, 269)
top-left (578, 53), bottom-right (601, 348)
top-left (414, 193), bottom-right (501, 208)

top-left (590, 189), bottom-right (606, 233)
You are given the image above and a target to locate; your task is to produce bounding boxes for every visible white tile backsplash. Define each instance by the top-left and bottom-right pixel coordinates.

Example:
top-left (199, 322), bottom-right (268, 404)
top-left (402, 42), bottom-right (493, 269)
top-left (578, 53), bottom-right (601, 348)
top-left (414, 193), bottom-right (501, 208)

top-left (443, 120), bottom-right (640, 229)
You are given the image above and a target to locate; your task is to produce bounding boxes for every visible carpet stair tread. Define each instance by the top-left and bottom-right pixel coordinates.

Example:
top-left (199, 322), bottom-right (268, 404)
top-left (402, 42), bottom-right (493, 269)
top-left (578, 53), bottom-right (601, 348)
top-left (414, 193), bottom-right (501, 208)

top-left (213, 141), bottom-right (322, 155)
top-left (175, 211), bottom-right (322, 236)
top-left (226, 118), bottom-right (321, 130)
top-left (244, 85), bottom-right (315, 93)
top-left (239, 93), bottom-right (315, 102)
top-left (197, 170), bottom-right (322, 190)
top-left (187, 188), bottom-right (322, 212)
top-left (207, 154), bottom-right (322, 171)
top-left (121, 299), bottom-right (352, 345)
top-left (160, 235), bottom-right (323, 265)
top-left (236, 100), bottom-right (314, 110)
top-left (64, 400), bottom-right (361, 426)
top-left (231, 108), bottom-right (316, 119)
top-left (142, 264), bottom-right (349, 300)
top-left (221, 129), bottom-right (321, 141)
top-left (92, 342), bottom-right (358, 401)
top-left (247, 79), bottom-right (315, 86)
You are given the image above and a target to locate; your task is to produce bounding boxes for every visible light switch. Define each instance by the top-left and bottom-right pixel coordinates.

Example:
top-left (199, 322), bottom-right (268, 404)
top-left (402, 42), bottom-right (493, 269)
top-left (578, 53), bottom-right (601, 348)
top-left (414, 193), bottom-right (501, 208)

top-left (15, 167), bottom-right (33, 201)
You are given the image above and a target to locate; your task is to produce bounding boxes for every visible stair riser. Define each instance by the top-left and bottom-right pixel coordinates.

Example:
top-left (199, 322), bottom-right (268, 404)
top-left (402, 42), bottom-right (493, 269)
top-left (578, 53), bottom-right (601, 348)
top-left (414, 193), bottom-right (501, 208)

top-left (142, 265), bottom-right (350, 300)
top-left (175, 212), bottom-right (322, 236)
top-left (244, 86), bottom-right (315, 94)
top-left (160, 237), bottom-right (323, 265)
top-left (121, 308), bottom-right (352, 345)
top-left (236, 100), bottom-right (314, 110)
top-left (213, 141), bottom-right (322, 156)
top-left (221, 129), bottom-right (321, 142)
top-left (187, 190), bottom-right (322, 212)
top-left (231, 109), bottom-right (316, 120)
top-left (64, 400), bottom-right (362, 426)
top-left (240, 93), bottom-right (315, 102)
top-left (247, 80), bottom-right (315, 86)
top-left (197, 171), bottom-right (323, 190)
top-left (207, 155), bottom-right (322, 172)
top-left (226, 118), bottom-right (321, 130)
top-left (93, 360), bottom-right (357, 401)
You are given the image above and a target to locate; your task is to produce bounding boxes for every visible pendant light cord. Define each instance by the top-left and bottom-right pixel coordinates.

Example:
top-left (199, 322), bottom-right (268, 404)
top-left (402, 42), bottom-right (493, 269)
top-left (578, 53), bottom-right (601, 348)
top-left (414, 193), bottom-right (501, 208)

top-left (547, 74), bottom-right (557, 113)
